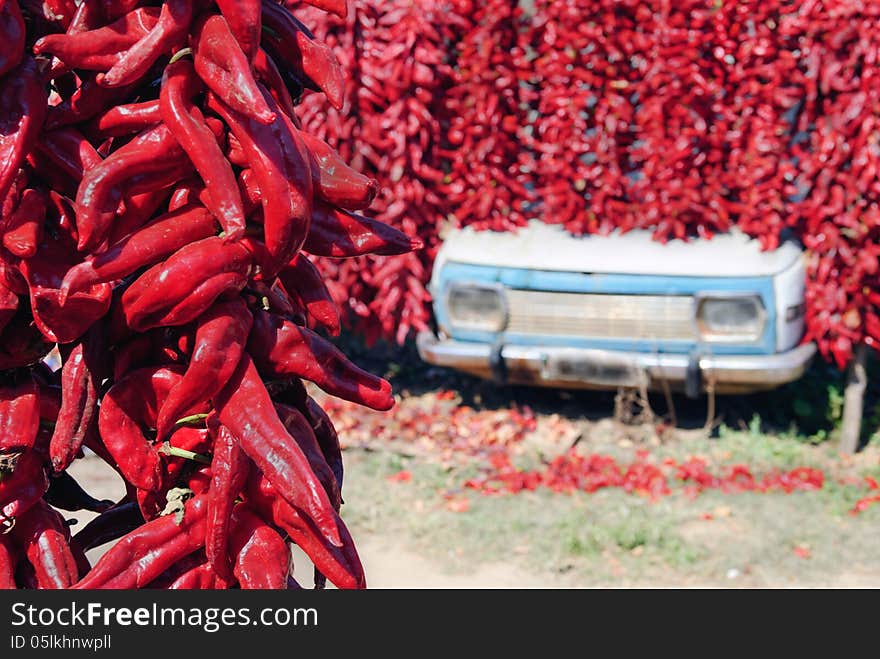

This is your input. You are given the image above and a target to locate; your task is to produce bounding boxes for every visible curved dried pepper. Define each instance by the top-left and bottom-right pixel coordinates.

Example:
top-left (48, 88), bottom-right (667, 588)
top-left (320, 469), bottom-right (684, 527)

top-left (11, 500), bottom-right (78, 589)
top-left (229, 504), bottom-right (288, 589)
top-left (73, 494), bottom-right (208, 590)
top-left (160, 59), bottom-right (247, 241)
top-left (0, 377), bottom-right (39, 455)
top-left (75, 123), bottom-right (194, 253)
top-left (299, 127), bottom-right (378, 211)
top-left (206, 88), bottom-right (313, 278)
top-left (97, 366), bottom-right (188, 492)
top-left (191, 12), bottom-right (275, 125)
top-left (155, 298), bottom-right (253, 441)
top-left (49, 321), bottom-right (108, 473)
top-left (97, 0), bottom-right (193, 88)
top-left (275, 403), bottom-right (340, 510)
top-left (278, 253), bottom-right (340, 335)
top-left (33, 7), bottom-right (160, 71)
top-left (261, 1), bottom-right (345, 110)
top-left (304, 202), bottom-right (421, 258)
top-left (204, 417), bottom-right (249, 581)
top-left (0, 57), bottom-right (47, 204)
top-left (249, 309), bottom-right (394, 411)
top-left (119, 236), bottom-right (253, 332)
top-left (246, 469), bottom-right (364, 590)
top-left (60, 204), bottom-right (218, 301)
top-left (86, 99), bottom-right (162, 139)
top-left (215, 355), bottom-right (342, 547)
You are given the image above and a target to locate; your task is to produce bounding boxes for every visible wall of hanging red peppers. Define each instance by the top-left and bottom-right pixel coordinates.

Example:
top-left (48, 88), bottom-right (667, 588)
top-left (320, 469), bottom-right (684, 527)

top-left (299, 0), bottom-right (880, 369)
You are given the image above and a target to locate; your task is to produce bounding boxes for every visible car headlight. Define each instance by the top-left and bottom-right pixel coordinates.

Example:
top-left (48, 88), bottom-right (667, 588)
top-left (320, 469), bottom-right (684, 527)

top-left (445, 283), bottom-right (508, 332)
top-left (696, 295), bottom-right (766, 342)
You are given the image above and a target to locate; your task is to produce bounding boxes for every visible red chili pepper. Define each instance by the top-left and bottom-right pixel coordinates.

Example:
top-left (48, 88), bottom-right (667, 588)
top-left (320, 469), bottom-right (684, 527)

top-left (119, 236), bottom-right (253, 332)
top-left (33, 7), bottom-right (160, 71)
top-left (248, 309), bottom-right (393, 411)
top-left (229, 504), bottom-right (288, 589)
top-left (246, 469), bottom-right (364, 589)
top-left (75, 122), bottom-right (195, 253)
top-left (49, 321), bottom-right (108, 473)
top-left (274, 403), bottom-right (340, 510)
top-left (0, 377), bottom-right (40, 454)
top-left (160, 59), bottom-right (247, 241)
top-left (2, 188), bottom-right (46, 258)
top-left (261, 1), bottom-right (345, 110)
top-left (60, 204), bottom-right (218, 301)
top-left (206, 89), bottom-right (312, 278)
top-left (73, 494), bottom-right (208, 589)
top-left (304, 202), bottom-right (422, 257)
top-left (204, 417), bottom-right (249, 581)
top-left (19, 231), bottom-right (113, 344)
top-left (215, 354), bottom-right (342, 547)
top-left (0, 57), bottom-right (48, 205)
top-left (86, 99), bottom-right (162, 139)
top-left (191, 13), bottom-right (275, 125)
top-left (11, 499), bottom-right (79, 589)
top-left (278, 253), bottom-right (340, 335)
top-left (97, 0), bottom-right (193, 88)
top-left (299, 130), bottom-right (378, 210)
top-left (155, 298), bottom-right (253, 441)
top-left (97, 366), bottom-right (194, 492)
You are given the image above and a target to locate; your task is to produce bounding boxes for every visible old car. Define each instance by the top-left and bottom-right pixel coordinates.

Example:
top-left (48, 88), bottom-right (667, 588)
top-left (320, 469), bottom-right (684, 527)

top-left (417, 221), bottom-right (816, 397)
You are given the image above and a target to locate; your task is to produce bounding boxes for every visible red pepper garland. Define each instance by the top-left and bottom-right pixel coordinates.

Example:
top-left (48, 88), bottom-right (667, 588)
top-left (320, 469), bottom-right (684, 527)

top-left (297, 0), bottom-right (460, 344)
top-left (0, 0), bottom-right (424, 589)
top-left (440, 0), bottom-right (532, 232)
top-left (780, 2), bottom-right (880, 367)
top-left (296, 1), bottom-right (880, 372)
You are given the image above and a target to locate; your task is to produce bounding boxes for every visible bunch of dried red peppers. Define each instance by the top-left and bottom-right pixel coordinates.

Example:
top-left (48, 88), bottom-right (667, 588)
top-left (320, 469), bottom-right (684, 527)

top-left (0, 0), bottom-right (414, 589)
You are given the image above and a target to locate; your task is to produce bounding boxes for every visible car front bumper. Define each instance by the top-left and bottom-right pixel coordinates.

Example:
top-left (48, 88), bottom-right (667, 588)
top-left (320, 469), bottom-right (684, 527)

top-left (416, 332), bottom-right (817, 394)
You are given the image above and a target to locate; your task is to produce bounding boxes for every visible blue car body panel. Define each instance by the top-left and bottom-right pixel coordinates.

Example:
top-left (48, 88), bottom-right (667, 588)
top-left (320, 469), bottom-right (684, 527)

top-left (435, 261), bottom-right (777, 355)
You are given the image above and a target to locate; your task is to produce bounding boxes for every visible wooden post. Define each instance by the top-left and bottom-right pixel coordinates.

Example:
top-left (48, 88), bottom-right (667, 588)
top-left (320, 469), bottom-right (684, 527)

top-left (839, 343), bottom-right (868, 454)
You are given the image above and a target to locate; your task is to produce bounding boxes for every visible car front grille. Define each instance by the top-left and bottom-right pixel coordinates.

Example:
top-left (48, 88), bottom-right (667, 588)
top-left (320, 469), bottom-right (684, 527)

top-left (504, 290), bottom-right (697, 342)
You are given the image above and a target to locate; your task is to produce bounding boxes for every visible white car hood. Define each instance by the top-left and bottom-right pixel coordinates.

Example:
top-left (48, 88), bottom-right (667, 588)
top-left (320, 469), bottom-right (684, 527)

top-left (435, 222), bottom-right (802, 278)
